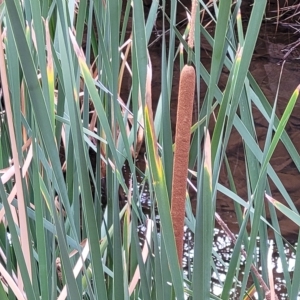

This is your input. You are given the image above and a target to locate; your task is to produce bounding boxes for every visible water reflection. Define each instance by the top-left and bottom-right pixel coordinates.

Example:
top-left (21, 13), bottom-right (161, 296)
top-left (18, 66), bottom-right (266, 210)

top-left (211, 229), bottom-right (297, 298)
top-left (124, 159), bottom-right (299, 298)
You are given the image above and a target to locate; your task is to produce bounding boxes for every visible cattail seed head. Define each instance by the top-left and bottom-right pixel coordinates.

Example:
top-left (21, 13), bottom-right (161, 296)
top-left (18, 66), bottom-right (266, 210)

top-left (171, 64), bottom-right (195, 266)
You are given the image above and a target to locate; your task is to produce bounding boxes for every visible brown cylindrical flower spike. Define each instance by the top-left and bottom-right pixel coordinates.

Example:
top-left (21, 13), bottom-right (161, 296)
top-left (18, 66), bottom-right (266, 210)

top-left (171, 64), bottom-right (195, 265)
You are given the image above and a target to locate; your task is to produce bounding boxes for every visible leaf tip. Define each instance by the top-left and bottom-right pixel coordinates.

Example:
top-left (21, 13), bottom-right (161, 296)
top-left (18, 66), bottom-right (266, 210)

top-left (68, 28), bottom-right (85, 61)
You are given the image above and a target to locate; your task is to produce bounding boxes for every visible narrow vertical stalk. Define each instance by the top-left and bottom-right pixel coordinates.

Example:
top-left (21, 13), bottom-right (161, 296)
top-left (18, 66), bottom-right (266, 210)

top-left (188, 0), bottom-right (197, 51)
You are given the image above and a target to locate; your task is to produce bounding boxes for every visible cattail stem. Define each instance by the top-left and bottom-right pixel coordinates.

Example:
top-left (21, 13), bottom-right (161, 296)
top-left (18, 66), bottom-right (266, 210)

top-left (171, 64), bottom-right (195, 266)
top-left (188, 0), bottom-right (198, 50)
top-left (187, 0), bottom-right (198, 63)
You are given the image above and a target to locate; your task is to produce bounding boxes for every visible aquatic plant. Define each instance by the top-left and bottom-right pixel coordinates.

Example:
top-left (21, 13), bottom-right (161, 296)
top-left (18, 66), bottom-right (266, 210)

top-left (170, 0), bottom-right (197, 267)
top-left (171, 64), bottom-right (195, 265)
top-left (0, 0), bottom-right (299, 299)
